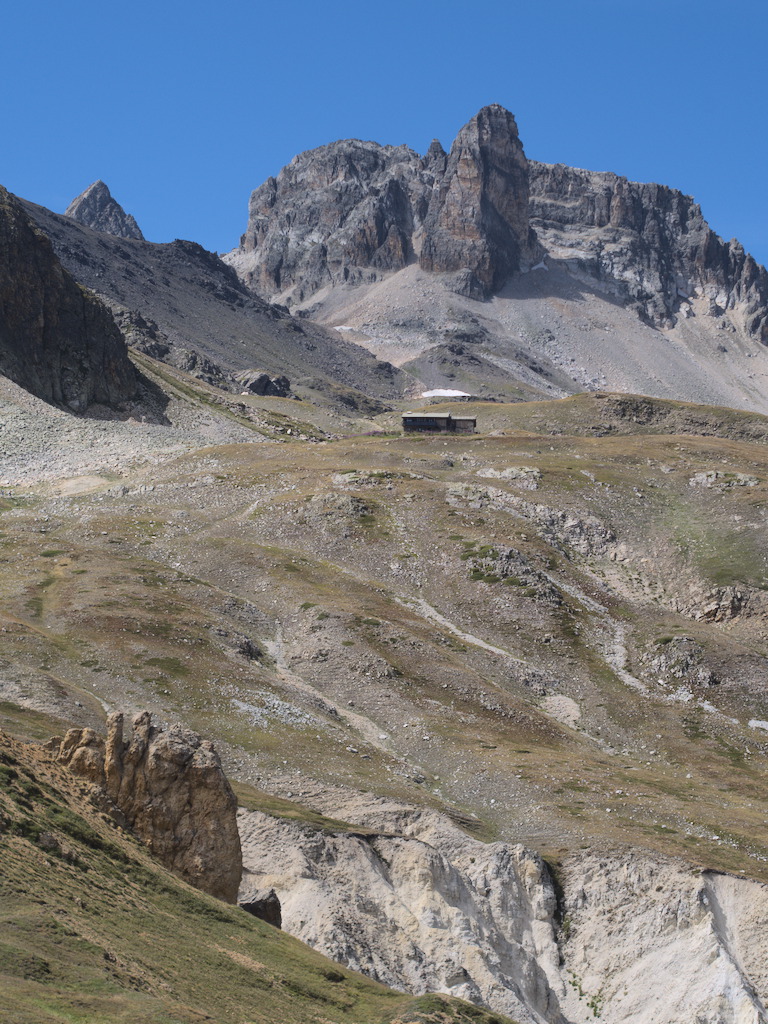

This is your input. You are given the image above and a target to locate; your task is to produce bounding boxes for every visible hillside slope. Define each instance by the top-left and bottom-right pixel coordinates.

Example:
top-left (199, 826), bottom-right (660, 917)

top-left (0, 731), bottom-right (511, 1024)
top-left (20, 196), bottom-right (414, 411)
top-left (2, 377), bottom-right (768, 1020)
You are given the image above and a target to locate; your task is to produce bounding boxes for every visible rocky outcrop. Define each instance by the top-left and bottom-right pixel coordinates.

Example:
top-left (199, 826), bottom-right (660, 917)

top-left (528, 161), bottom-right (768, 341)
top-left (64, 180), bottom-right (144, 240)
top-left (0, 185), bottom-right (137, 410)
top-left (420, 104), bottom-right (540, 297)
top-left (445, 482), bottom-right (615, 557)
top-left (229, 139), bottom-right (433, 301)
top-left (227, 105), bottom-right (768, 342)
top-left (642, 636), bottom-right (719, 689)
top-left (675, 584), bottom-right (768, 624)
top-left (239, 888), bottom-right (282, 928)
top-left (52, 711), bottom-right (242, 902)
top-left (239, 806), bottom-right (768, 1024)
top-left (239, 809), bottom-right (565, 1024)
top-left (234, 369), bottom-right (292, 397)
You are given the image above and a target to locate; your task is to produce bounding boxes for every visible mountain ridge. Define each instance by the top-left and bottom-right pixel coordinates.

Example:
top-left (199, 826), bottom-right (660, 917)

top-left (226, 103), bottom-right (768, 345)
top-left (20, 195), bottom-right (416, 412)
top-left (220, 105), bottom-right (768, 413)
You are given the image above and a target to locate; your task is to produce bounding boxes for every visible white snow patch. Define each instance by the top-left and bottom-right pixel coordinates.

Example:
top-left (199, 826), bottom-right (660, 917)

top-left (420, 389), bottom-right (471, 398)
top-left (333, 325), bottom-right (356, 332)
top-left (748, 718), bottom-right (768, 732)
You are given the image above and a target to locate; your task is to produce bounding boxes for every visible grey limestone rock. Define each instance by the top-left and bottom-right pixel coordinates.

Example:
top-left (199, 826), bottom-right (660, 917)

top-left (419, 104), bottom-right (541, 297)
top-left (528, 160), bottom-right (768, 341)
top-left (234, 369), bottom-right (292, 397)
top-left (64, 180), bottom-right (145, 240)
top-left (239, 888), bottom-right (282, 928)
top-left (228, 105), bottom-right (768, 343)
top-left (235, 139), bottom-right (434, 301)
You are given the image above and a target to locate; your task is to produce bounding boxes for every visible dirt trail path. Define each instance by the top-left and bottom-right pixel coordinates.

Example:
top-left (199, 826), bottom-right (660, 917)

top-left (263, 623), bottom-right (392, 754)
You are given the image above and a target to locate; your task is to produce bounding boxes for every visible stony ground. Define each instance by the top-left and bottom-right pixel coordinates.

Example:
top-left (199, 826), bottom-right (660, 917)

top-left (3, 368), bottom-right (768, 1023)
top-left (301, 264), bottom-right (768, 412)
top-left (2, 372), bottom-right (768, 874)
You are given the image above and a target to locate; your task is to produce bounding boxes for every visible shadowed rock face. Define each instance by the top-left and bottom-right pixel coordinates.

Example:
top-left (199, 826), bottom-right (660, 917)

top-left (0, 186), bottom-right (137, 410)
top-left (53, 711), bottom-right (242, 903)
top-left (239, 888), bottom-right (282, 928)
top-left (228, 105), bottom-right (768, 340)
top-left (64, 180), bottom-right (145, 240)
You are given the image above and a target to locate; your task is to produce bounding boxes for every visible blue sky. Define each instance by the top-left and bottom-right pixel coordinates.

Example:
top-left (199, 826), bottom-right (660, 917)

top-left (2, 0), bottom-right (766, 266)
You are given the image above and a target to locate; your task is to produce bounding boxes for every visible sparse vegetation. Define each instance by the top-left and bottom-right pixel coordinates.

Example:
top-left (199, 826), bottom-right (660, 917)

top-left (3, 382), bottom-right (768, 1021)
top-left (1, 736), bottom-right (511, 1024)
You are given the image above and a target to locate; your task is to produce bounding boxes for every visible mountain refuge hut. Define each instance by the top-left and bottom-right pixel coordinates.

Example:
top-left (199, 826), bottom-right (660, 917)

top-left (402, 412), bottom-right (476, 434)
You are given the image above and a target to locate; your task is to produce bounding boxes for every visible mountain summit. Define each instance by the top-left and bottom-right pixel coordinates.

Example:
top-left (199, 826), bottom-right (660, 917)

top-left (221, 104), bottom-right (768, 412)
top-left (419, 104), bottom-right (539, 295)
top-left (226, 104), bottom-right (768, 345)
top-left (64, 179), bottom-right (145, 240)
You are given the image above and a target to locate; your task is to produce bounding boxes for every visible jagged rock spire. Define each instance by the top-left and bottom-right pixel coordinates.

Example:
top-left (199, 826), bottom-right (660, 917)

top-left (226, 104), bottom-right (768, 337)
top-left (419, 104), bottom-right (540, 296)
top-left (64, 180), bottom-right (144, 240)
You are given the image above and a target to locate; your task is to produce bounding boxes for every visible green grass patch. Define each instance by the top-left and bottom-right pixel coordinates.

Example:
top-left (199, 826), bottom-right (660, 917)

top-left (143, 656), bottom-right (190, 678)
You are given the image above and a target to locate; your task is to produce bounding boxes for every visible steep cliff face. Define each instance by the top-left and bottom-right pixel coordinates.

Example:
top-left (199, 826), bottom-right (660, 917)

top-left (558, 853), bottom-right (768, 1024)
top-left (53, 711), bottom-right (242, 903)
top-left (231, 140), bottom-right (433, 301)
top-left (528, 161), bottom-right (768, 341)
top-left (227, 106), bottom-right (768, 343)
top-left (0, 185), bottom-right (137, 410)
top-left (64, 180), bottom-right (145, 240)
top-left (239, 809), bottom-right (565, 1024)
top-left (239, 807), bottom-right (768, 1024)
top-left (420, 104), bottom-right (540, 297)
top-left (229, 105), bottom-right (538, 304)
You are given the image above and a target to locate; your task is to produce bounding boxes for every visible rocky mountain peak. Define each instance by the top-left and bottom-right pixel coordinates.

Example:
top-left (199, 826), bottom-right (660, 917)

top-left (424, 138), bottom-right (447, 174)
top-left (64, 180), bottom-right (145, 240)
top-left (226, 104), bottom-right (541, 303)
top-left (230, 136), bottom-right (429, 301)
top-left (226, 105), bottom-right (768, 346)
top-left (419, 104), bottom-right (539, 296)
